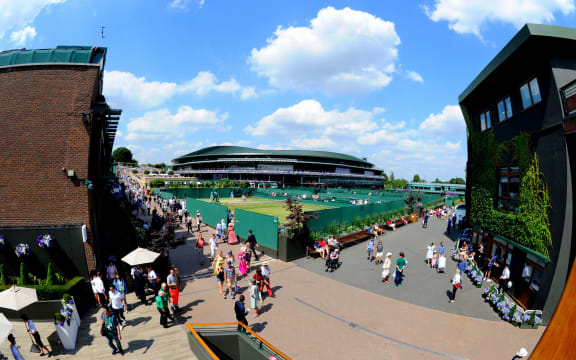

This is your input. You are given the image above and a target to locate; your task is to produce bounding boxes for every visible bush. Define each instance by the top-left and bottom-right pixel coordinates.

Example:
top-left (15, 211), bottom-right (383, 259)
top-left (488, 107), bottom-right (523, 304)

top-left (144, 170), bottom-right (150, 175)
top-left (168, 171), bottom-right (174, 175)
top-left (0, 264), bottom-right (5, 285)
top-left (132, 169), bottom-right (138, 174)
top-left (18, 262), bottom-right (26, 286)
top-left (46, 262), bottom-right (54, 286)
top-left (0, 277), bottom-right (84, 300)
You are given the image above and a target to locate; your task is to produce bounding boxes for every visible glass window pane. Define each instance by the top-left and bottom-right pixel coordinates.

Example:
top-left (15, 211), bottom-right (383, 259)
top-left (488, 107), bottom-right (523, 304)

top-left (521, 83), bottom-right (532, 108)
top-left (498, 100), bottom-right (506, 121)
top-left (505, 252), bottom-right (512, 265)
top-left (531, 268), bottom-right (543, 291)
top-left (505, 97), bottom-right (513, 118)
top-left (485, 111), bottom-right (491, 128)
top-left (522, 263), bottom-right (533, 282)
top-left (530, 78), bottom-right (541, 103)
top-left (480, 113), bottom-right (486, 131)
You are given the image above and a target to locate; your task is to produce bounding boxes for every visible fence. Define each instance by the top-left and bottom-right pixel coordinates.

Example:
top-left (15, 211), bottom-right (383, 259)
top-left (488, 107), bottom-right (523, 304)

top-left (234, 209), bottom-right (279, 250)
top-left (304, 198), bottom-right (407, 233)
top-left (186, 198), bottom-right (228, 228)
top-left (160, 187), bottom-right (252, 199)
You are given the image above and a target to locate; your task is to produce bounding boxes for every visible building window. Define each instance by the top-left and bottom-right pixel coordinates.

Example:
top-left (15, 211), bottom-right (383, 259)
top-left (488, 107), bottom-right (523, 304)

top-left (497, 96), bottom-right (513, 121)
top-left (520, 77), bottom-right (542, 109)
top-left (497, 167), bottom-right (520, 213)
top-left (480, 110), bottom-right (491, 131)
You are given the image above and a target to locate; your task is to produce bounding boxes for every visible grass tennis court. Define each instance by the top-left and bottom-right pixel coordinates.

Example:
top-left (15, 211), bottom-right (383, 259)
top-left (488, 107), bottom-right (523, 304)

top-left (199, 197), bottom-right (333, 224)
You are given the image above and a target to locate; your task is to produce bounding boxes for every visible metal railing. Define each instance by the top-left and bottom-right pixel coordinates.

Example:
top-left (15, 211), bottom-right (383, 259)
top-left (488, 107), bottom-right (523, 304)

top-left (174, 168), bottom-right (383, 179)
top-left (186, 322), bottom-right (291, 360)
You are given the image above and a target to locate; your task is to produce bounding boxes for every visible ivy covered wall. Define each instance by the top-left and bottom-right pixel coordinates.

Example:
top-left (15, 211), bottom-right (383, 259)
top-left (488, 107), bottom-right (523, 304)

top-left (469, 130), bottom-right (552, 257)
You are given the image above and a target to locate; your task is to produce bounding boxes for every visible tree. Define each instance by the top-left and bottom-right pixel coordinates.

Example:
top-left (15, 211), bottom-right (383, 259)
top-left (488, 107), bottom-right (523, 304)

top-left (131, 169), bottom-right (139, 174)
top-left (432, 178), bottom-right (442, 183)
top-left (449, 177), bottom-right (466, 184)
top-left (381, 172), bottom-right (390, 188)
top-left (391, 178), bottom-right (408, 189)
top-left (144, 170), bottom-right (150, 175)
top-left (284, 197), bottom-right (307, 235)
top-left (150, 179), bottom-right (165, 188)
top-left (412, 174), bottom-right (422, 182)
top-left (112, 147), bottom-right (134, 163)
top-left (168, 171), bottom-right (174, 175)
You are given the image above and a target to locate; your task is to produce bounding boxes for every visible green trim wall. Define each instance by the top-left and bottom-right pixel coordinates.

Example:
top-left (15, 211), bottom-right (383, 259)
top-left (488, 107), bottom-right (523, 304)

top-left (234, 209), bottom-right (278, 250)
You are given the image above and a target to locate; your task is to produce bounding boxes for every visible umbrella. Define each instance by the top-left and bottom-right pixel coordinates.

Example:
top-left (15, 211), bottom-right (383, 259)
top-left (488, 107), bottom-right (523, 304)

top-left (0, 286), bottom-right (38, 311)
top-left (121, 248), bottom-right (160, 266)
top-left (0, 313), bottom-right (12, 345)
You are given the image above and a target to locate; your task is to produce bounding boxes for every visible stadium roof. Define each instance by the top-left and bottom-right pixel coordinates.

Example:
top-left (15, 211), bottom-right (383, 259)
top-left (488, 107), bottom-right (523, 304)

top-left (459, 23), bottom-right (576, 102)
top-left (0, 46), bottom-right (107, 68)
top-left (174, 146), bottom-right (372, 165)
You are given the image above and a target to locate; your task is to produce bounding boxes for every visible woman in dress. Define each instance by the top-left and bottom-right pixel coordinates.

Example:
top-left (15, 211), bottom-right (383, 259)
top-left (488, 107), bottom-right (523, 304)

top-left (227, 220), bottom-right (238, 245)
top-left (249, 278), bottom-right (261, 317)
top-left (381, 252), bottom-right (392, 283)
top-left (215, 263), bottom-right (225, 298)
top-left (238, 247), bottom-right (248, 277)
top-left (212, 250), bottom-right (224, 275)
top-left (221, 219), bottom-right (227, 242)
top-left (426, 242), bottom-right (435, 268)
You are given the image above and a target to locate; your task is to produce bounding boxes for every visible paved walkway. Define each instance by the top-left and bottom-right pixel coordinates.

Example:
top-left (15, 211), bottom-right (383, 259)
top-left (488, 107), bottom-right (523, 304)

top-left (296, 215), bottom-right (500, 321)
top-left (1, 210), bottom-right (545, 359)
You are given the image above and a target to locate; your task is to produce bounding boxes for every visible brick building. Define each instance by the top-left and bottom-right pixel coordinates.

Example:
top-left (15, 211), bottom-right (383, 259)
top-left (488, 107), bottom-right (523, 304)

top-left (0, 46), bottom-right (121, 278)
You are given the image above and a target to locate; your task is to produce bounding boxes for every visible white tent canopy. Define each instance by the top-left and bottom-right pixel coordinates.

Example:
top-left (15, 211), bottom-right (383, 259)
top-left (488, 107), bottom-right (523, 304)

top-left (0, 286), bottom-right (38, 311)
top-left (121, 247), bottom-right (160, 266)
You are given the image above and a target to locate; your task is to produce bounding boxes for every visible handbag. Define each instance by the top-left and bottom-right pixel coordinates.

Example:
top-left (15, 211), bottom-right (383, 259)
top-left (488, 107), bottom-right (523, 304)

top-left (100, 324), bottom-right (108, 337)
top-left (30, 343), bottom-right (41, 353)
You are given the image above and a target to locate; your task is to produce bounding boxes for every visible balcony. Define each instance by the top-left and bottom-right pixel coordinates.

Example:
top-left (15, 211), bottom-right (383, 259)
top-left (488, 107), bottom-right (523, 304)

top-left (186, 322), bottom-right (290, 360)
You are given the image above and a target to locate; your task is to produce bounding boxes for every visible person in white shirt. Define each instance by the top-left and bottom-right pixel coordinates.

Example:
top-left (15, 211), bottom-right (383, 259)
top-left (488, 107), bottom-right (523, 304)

top-left (108, 285), bottom-right (127, 329)
top-left (499, 265), bottom-right (511, 292)
top-left (91, 272), bottom-right (107, 306)
top-left (209, 235), bottom-right (218, 259)
top-left (147, 266), bottom-right (158, 296)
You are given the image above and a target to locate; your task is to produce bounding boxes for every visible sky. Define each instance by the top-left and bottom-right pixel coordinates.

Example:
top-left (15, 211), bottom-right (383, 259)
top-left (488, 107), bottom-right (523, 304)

top-left (2, 0), bottom-right (576, 181)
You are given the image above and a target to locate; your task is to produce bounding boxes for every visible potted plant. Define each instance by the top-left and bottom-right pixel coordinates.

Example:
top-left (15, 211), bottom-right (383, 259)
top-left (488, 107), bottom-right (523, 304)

top-left (520, 312), bottom-right (543, 329)
top-left (54, 294), bottom-right (80, 350)
top-left (0, 234), bottom-right (5, 248)
top-left (36, 234), bottom-right (54, 248)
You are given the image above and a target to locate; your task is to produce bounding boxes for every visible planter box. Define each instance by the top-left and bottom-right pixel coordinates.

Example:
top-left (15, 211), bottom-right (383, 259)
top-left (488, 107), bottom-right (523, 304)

top-left (55, 317), bottom-right (79, 350)
top-left (476, 282), bottom-right (483, 288)
top-left (519, 322), bottom-right (540, 329)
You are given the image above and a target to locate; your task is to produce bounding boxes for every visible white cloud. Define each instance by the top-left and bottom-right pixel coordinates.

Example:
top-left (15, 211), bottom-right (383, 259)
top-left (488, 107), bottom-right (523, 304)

top-left (419, 105), bottom-right (465, 136)
top-left (125, 106), bottom-right (227, 142)
top-left (405, 70), bottom-right (424, 83)
top-left (10, 26), bottom-right (36, 46)
top-left (445, 141), bottom-right (461, 150)
top-left (0, 0), bottom-right (66, 41)
top-left (168, 0), bottom-right (197, 9)
top-left (249, 7), bottom-right (401, 95)
top-left (104, 71), bottom-right (178, 110)
top-left (104, 70), bottom-right (257, 109)
top-left (245, 99), bottom-right (377, 138)
top-left (425, 0), bottom-right (575, 37)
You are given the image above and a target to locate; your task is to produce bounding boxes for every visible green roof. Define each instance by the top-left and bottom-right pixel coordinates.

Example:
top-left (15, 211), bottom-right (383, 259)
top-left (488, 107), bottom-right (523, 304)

top-left (0, 46), bottom-right (107, 67)
top-left (174, 146), bottom-right (371, 165)
top-left (459, 23), bottom-right (576, 103)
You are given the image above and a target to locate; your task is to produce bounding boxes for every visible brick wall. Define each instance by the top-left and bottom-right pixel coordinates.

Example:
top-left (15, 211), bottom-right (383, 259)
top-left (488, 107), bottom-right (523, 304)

top-left (0, 65), bottom-right (100, 272)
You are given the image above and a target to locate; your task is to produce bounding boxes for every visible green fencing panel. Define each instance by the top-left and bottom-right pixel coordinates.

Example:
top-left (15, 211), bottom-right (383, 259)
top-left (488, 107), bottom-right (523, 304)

top-left (159, 191), bottom-right (174, 199)
top-left (186, 198), bottom-right (228, 228)
top-left (159, 188), bottom-right (251, 199)
top-left (234, 209), bottom-right (278, 250)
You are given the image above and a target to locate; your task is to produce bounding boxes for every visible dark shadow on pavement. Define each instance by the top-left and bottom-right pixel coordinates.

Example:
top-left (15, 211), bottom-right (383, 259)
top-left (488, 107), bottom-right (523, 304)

top-left (259, 303), bottom-right (273, 314)
top-left (250, 321), bottom-right (268, 333)
top-left (128, 316), bottom-right (152, 327)
top-left (446, 290), bottom-right (453, 300)
top-left (127, 339), bottom-right (154, 354)
top-left (271, 285), bottom-right (283, 294)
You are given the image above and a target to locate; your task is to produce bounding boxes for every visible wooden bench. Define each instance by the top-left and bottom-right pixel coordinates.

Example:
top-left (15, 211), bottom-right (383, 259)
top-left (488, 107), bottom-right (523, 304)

top-left (307, 230), bottom-right (371, 258)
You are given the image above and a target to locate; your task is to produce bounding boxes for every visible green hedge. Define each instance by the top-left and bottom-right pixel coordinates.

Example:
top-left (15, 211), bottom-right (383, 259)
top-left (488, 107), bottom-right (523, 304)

top-left (0, 276), bottom-right (84, 300)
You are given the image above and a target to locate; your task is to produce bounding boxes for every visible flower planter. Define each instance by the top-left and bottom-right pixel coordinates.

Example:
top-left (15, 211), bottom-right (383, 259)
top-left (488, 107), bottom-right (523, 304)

top-left (476, 282), bottom-right (483, 288)
top-left (519, 322), bottom-right (540, 329)
top-left (55, 318), bottom-right (79, 350)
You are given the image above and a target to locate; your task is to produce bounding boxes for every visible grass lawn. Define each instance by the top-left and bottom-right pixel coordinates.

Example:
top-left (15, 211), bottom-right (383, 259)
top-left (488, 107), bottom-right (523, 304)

top-left (199, 197), bottom-right (333, 224)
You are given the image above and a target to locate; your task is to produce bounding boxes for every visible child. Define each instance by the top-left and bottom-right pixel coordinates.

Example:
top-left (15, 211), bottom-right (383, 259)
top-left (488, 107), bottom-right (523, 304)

top-left (382, 252), bottom-right (392, 283)
top-left (366, 237), bottom-right (375, 263)
top-left (426, 242), bottom-right (434, 268)
top-left (431, 250), bottom-right (438, 269)
top-left (375, 241), bottom-right (384, 264)
top-left (238, 247), bottom-right (248, 277)
top-left (224, 263), bottom-right (237, 299)
top-left (261, 263), bottom-right (273, 297)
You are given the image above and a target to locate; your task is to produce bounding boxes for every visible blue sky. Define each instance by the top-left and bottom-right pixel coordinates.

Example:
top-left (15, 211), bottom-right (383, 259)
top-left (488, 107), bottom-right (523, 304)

top-left (2, 0), bottom-right (576, 180)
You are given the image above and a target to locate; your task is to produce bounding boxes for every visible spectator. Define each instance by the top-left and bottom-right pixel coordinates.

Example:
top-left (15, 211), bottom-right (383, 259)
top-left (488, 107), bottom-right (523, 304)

top-left (426, 242), bottom-right (435, 268)
top-left (234, 295), bottom-right (249, 332)
top-left (108, 286), bottom-right (127, 329)
top-left (209, 234), bottom-right (218, 260)
top-left (196, 233), bottom-right (205, 265)
top-left (91, 271), bottom-right (107, 306)
top-left (513, 348), bottom-right (528, 360)
top-left (7, 334), bottom-right (25, 360)
top-left (249, 279), bottom-right (261, 317)
top-left (160, 283), bottom-right (174, 322)
top-left (314, 239), bottom-right (328, 259)
top-left (155, 290), bottom-right (169, 329)
top-left (261, 263), bottom-right (273, 297)
top-left (484, 254), bottom-right (500, 282)
top-left (147, 266), bottom-right (158, 296)
top-left (450, 272), bottom-right (462, 303)
top-left (381, 252), bottom-right (392, 283)
top-left (106, 261), bottom-right (118, 283)
top-left (499, 265), bottom-right (511, 292)
top-left (167, 268), bottom-right (180, 311)
top-left (438, 242), bottom-right (446, 257)
top-left (375, 241), bottom-right (384, 265)
top-left (113, 273), bottom-right (127, 296)
top-left (101, 306), bottom-right (124, 355)
top-left (215, 263), bottom-right (225, 298)
top-left (225, 262), bottom-right (237, 299)
top-left (133, 266), bottom-right (147, 305)
top-left (395, 252), bottom-right (407, 287)
top-left (247, 230), bottom-right (260, 261)
top-left (366, 237), bottom-right (375, 263)
top-left (21, 314), bottom-right (53, 356)
top-left (238, 247), bottom-right (248, 277)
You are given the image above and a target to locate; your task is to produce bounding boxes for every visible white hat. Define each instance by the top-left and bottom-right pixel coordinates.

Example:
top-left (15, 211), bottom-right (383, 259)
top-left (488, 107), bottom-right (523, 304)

top-left (516, 348), bottom-right (528, 357)
top-left (386, 252), bottom-right (393, 257)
